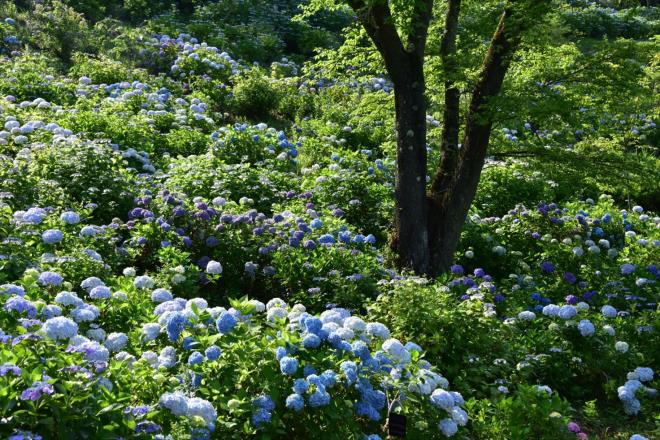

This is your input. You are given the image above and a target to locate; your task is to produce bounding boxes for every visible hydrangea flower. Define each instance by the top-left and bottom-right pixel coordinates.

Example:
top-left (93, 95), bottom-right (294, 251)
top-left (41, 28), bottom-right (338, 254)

top-left (166, 312), bottom-right (188, 341)
top-left (558, 305), bottom-right (577, 320)
top-left (4, 296), bottom-right (37, 318)
top-left (601, 305), bottom-right (617, 318)
top-left (134, 275), bottom-right (155, 290)
top-left (42, 316), bottom-right (78, 340)
top-left (438, 418), bottom-right (458, 437)
top-left (206, 260), bottom-right (223, 275)
top-left (159, 391), bottom-right (189, 416)
top-left (105, 332), bottom-right (128, 352)
top-left (285, 393), bottom-right (304, 411)
top-left (20, 379), bottom-right (54, 401)
top-left (188, 351), bottom-right (204, 365)
top-left (0, 284), bottom-right (25, 296)
top-left (89, 286), bottom-right (111, 300)
top-left (187, 397), bottom-right (217, 427)
top-left (382, 338), bottom-right (411, 364)
top-left (141, 323), bottom-right (161, 342)
top-left (216, 311), bottom-right (237, 334)
top-left (205, 345), bottom-right (222, 360)
top-left (151, 288), bottom-right (173, 303)
top-left (620, 264), bottom-right (636, 275)
top-left (60, 211), bottom-right (80, 224)
top-left (38, 271), bottom-right (63, 286)
top-left (366, 322), bottom-right (390, 339)
top-left (430, 389), bottom-right (455, 410)
top-left (279, 356), bottom-right (298, 375)
top-left (577, 320), bottom-right (595, 337)
top-left (42, 229), bottom-right (63, 244)
top-left (615, 341), bottom-right (629, 353)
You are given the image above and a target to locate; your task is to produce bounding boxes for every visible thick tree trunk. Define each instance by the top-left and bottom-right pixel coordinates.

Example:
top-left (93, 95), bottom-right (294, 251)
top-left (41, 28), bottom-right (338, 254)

top-left (391, 57), bottom-right (430, 273)
top-left (349, 0), bottom-right (433, 274)
top-left (428, 7), bottom-right (525, 274)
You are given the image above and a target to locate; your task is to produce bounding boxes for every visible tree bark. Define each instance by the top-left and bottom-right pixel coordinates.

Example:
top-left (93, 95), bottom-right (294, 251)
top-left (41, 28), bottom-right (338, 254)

top-left (428, 5), bottom-right (528, 274)
top-left (391, 55), bottom-right (430, 273)
top-left (437, 0), bottom-right (462, 183)
top-left (349, 0), bottom-right (433, 273)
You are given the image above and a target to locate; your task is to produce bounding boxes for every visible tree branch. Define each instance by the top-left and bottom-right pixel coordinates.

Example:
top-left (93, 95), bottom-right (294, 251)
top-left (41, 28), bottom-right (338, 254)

top-left (347, 0), bottom-right (409, 84)
top-left (432, 0), bottom-right (462, 197)
top-left (406, 0), bottom-right (434, 59)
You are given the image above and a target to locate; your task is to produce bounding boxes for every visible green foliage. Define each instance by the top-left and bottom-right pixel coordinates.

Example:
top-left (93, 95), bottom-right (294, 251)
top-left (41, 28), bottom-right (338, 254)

top-left (466, 385), bottom-right (574, 440)
top-left (230, 69), bottom-right (282, 120)
top-left (25, 140), bottom-right (137, 222)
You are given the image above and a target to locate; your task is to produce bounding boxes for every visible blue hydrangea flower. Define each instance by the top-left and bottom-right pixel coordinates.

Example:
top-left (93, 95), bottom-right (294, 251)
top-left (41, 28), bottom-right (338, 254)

top-left (430, 389), bottom-right (454, 410)
top-left (308, 389), bottom-right (331, 407)
top-left (187, 397), bottom-right (217, 427)
top-left (252, 395), bottom-right (275, 412)
top-left (351, 340), bottom-right (371, 360)
top-left (42, 229), bottom-right (63, 244)
top-left (151, 288), bottom-right (173, 303)
top-left (188, 351), bottom-right (204, 365)
top-left (166, 312), bottom-right (188, 341)
top-left (38, 271), bottom-right (63, 287)
top-left (438, 418), bottom-right (458, 437)
top-left (206, 260), bottom-right (223, 275)
top-left (205, 345), bottom-right (222, 360)
top-left (318, 234), bottom-right (335, 244)
top-left (89, 286), bottom-right (111, 300)
top-left (4, 296), bottom-right (37, 318)
top-left (60, 211), bottom-right (80, 225)
top-left (292, 378), bottom-right (309, 394)
top-left (42, 316), bottom-right (78, 340)
top-left (0, 363), bottom-right (22, 377)
top-left (302, 333), bottom-right (321, 349)
top-left (159, 391), bottom-right (189, 416)
top-left (340, 361), bottom-right (358, 385)
top-left (251, 408), bottom-right (271, 427)
top-left (0, 284), bottom-right (25, 296)
top-left (105, 332), bottom-right (128, 352)
top-left (280, 356), bottom-right (298, 375)
top-left (216, 311), bottom-right (237, 334)
top-left (285, 393), bottom-right (304, 411)
top-left (558, 305), bottom-right (577, 320)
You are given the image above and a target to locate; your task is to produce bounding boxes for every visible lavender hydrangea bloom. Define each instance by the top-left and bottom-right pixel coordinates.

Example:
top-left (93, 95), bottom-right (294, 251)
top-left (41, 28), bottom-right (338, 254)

top-left (20, 379), bottom-right (54, 401)
top-left (159, 391), bottom-right (189, 416)
top-left (0, 363), bottom-right (21, 376)
top-left (38, 271), bottom-right (63, 286)
top-left (4, 296), bottom-right (37, 318)
top-left (42, 316), bottom-right (78, 340)
top-left (42, 229), bottom-right (63, 244)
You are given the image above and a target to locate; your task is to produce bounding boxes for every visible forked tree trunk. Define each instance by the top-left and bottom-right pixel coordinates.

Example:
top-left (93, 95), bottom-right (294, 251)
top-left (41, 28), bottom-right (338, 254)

top-left (428, 7), bottom-right (529, 274)
top-left (349, 0), bottom-right (544, 275)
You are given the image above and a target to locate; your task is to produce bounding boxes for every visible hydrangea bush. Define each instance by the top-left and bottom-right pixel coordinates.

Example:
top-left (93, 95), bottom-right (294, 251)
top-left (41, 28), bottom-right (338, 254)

top-left (0, 7), bottom-right (658, 439)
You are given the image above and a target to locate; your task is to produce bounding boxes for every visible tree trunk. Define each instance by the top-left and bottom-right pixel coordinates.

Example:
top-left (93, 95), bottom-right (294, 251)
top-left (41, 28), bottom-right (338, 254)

top-left (428, 7), bottom-right (526, 274)
top-left (348, 0), bottom-right (433, 274)
top-left (391, 56), bottom-right (430, 273)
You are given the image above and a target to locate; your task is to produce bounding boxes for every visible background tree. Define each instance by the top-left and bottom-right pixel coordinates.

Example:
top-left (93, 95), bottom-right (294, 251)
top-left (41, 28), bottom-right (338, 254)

top-left (321, 0), bottom-right (550, 274)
